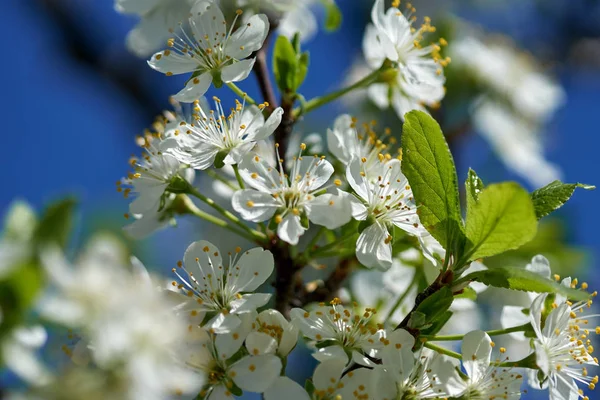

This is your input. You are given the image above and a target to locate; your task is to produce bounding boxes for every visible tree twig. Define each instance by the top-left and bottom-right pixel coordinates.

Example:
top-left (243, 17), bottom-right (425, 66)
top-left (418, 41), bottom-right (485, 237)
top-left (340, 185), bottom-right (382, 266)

top-left (299, 257), bottom-right (355, 304)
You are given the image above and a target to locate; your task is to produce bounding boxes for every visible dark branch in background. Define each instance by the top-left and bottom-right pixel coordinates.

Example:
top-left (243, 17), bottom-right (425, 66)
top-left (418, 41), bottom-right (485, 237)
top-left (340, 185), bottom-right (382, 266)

top-left (298, 258), bottom-right (355, 304)
top-left (270, 241), bottom-right (304, 317)
top-left (252, 41), bottom-right (278, 112)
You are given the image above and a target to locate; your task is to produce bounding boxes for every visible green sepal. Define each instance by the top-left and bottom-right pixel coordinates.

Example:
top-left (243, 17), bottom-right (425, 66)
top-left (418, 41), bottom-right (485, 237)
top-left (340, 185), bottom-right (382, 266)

top-left (315, 339), bottom-right (338, 349)
top-left (321, 0), bottom-right (342, 31)
top-left (213, 150), bottom-right (228, 169)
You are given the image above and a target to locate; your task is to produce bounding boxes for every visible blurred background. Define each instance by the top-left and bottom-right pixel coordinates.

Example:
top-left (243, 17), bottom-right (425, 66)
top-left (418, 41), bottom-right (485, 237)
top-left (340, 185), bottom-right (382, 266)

top-left (2, 0), bottom-right (600, 397)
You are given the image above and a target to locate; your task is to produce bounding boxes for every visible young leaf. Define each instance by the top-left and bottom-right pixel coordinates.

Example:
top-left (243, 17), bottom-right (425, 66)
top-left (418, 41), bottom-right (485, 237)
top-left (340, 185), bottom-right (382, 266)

top-left (465, 168), bottom-right (484, 211)
top-left (460, 266), bottom-right (589, 301)
top-left (33, 198), bottom-right (77, 249)
top-left (321, 0), bottom-right (342, 31)
top-left (531, 180), bottom-right (595, 220)
top-left (272, 36), bottom-right (298, 93)
top-left (296, 52), bottom-right (309, 90)
top-left (401, 111), bottom-right (464, 250)
top-left (3, 200), bottom-right (37, 242)
top-left (464, 182), bottom-right (537, 261)
top-left (414, 286), bottom-right (454, 327)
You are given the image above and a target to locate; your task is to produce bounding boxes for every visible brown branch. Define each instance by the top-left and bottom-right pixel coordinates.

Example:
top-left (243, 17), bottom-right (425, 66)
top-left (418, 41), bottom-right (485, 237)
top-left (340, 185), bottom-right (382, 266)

top-left (270, 239), bottom-right (304, 317)
top-left (253, 47), bottom-right (278, 112)
top-left (299, 258), bottom-right (355, 304)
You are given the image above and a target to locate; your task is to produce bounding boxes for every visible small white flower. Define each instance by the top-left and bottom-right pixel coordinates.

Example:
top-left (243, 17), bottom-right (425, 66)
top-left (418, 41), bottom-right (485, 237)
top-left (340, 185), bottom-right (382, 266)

top-left (148, 1), bottom-right (269, 102)
top-left (362, 0), bottom-right (446, 119)
top-left (1, 326), bottom-right (52, 386)
top-left (186, 325), bottom-right (282, 398)
top-left (291, 298), bottom-right (414, 366)
top-left (264, 359), bottom-right (375, 400)
top-left (327, 114), bottom-right (399, 177)
top-left (441, 330), bottom-right (523, 400)
top-left (232, 147), bottom-right (351, 245)
top-left (115, 0), bottom-right (195, 57)
top-left (170, 240), bottom-right (274, 334)
top-left (247, 309), bottom-right (299, 357)
top-left (346, 157), bottom-right (422, 270)
top-left (529, 292), bottom-right (599, 400)
top-left (373, 345), bottom-right (459, 400)
top-left (169, 97), bottom-right (283, 169)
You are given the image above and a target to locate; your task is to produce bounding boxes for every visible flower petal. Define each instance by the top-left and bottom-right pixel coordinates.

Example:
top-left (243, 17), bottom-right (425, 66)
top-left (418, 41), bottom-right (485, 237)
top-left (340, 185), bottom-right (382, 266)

top-left (230, 293), bottom-right (271, 314)
top-left (183, 240), bottom-right (224, 289)
top-left (222, 58), bottom-right (256, 83)
top-left (264, 376), bottom-right (310, 400)
top-left (306, 192), bottom-right (352, 230)
top-left (216, 312), bottom-right (255, 360)
top-left (356, 223), bottom-right (393, 270)
top-left (312, 358), bottom-right (345, 391)
top-left (250, 107), bottom-right (284, 141)
top-left (225, 14), bottom-right (269, 59)
top-left (173, 72), bottom-right (213, 103)
top-left (230, 354), bottom-right (282, 393)
top-left (277, 213), bottom-right (305, 245)
top-left (245, 331), bottom-right (278, 356)
top-left (148, 50), bottom-right (198, 75)
top-left (206, 313), bottom-right (241, 334)
top-left (229, 247), bottom-right (274, 292)
top-left (346, 156), bottom-right (370, 200)
top-left (461, 330), bottom-right (492, 383)
top-left (232, 190), bottom-right (278, 222)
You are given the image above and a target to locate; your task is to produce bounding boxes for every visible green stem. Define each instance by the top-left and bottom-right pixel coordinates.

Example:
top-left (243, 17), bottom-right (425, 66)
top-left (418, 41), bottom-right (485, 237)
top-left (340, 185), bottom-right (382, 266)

top-left (181, 196), bottom-right (252, 241)
top-left (424, 342), bottom-right (462, 360)
top-left (233, 164), bottom-right (245, 189)
top-left (384, 271), bottom-right (419, 325)
top-left (205, 169), bottom-right (238, 191)
top-left (226, 82), bottom-right (257, 105)
top-left (421, 323), bottom-right (531, 341)
top-left (305, 227), bottom-right (325, 255)
top-left (188, 187), bottom-right (266, 243)
top-left (292, 67), bottom-right (382, 118)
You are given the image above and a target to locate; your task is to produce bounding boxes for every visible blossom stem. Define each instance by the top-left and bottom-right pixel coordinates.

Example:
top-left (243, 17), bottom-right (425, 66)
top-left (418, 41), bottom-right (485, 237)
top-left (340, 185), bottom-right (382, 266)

top-left (292, 67), bottom-right (383, 118)
top-left (423, 342), bottom-right (462, 360)
top-left (383, 271), bottom-right (420, 325)
top-left (188, 187), bottom-right (267, 243)
top-left (179, 195), bottom-right (253, 241)
top-left (225, 82), bottom-right (257, 105)
top-left (205, 169), bottom-right (238, 191)
top-left (232, 164), bottom-right (245, 189)
top-left (305, 227), bottom-right (326, 254)
top-left (421, 323), bottom-right (531, 341)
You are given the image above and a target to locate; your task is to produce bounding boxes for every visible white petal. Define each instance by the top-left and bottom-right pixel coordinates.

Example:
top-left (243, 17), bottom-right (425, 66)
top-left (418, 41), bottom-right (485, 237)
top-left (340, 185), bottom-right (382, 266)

top-left (336, 367), bottom-right (374, 399)
top-left (534, 341), bottom-right (550, 375)
top-left (230, 354), bottom-right (282, 393)
top-left (529, 293), bottom-right (547, 339)
top-left (278, 6), bottom-right (317, 42)
top-left (238, 153), bottom-right (281, 192)
top-left (184, 240), bottom-right (223, 289)
top-left (148, 50), bottom-right (198, 75)
top-left (368, 82), bottom-right (391, 109)
top-left (461, 330), bottom-right (492, 383)
top-left (371, 366), bottom-right (398, 399)
top-left (190, 1), bottom-right (226, 43)
top-left (115, 0), bottom-right (160, 14)
top-left (232, 190), bottom-right (278, 222)
top-left (225, 14), bottom-right (269, 60)
top-left (277, 213), bottom-right (306, 245)
top-left (123, 211), bottom-right (169, 239)
top-left (362, 24), bottom-right (387, 69)
top-left (290, 307), bottom-right (335, 341)
top-left (216, 312), bottom-right (255, 360)
top-left (229, 247), bottom-right (274, 292)
top-left (264, 376), bottom-right (310, 400)
top-left (230, 293), bottom-right (271, 314)
top-left (501, 306), bottom-right (529, 339)
top-left (312, 345), bottom-right (349, 365)
top-left (208, 384), bottom-right (234, 400)
top-left (206, 313), bottom-right (242, 334)
top-left (173, 72), bottom-right (213, 103)
top-left (222, 58), bottom-right (256, 83)
top-left (187, 144), bottom-right (220, 170)
top-left (346, 156), bottom-right (370, 200)
top-left (356, 223), bottom-right (393, 270)
top-left (526, 254), bottom-right (551, 279)
top-left (306, 192), bottom-right (352, 229)
top-left (312, 358), bottom-right (345, 391)
top-left (326, 114), bottom-right (356, 164)
top-left (294, 157), bottom-right (334, 191)
top-left (250, 107), bottom-right (284, 141)
top-left (245, 331), bottom-right (278, 355)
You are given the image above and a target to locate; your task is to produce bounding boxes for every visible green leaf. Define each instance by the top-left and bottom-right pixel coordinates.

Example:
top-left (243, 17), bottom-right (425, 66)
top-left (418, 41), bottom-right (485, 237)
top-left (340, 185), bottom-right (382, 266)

top-left (0, 262), bottom-right (44, 337)
top-left (33, 198), bottom-right (77, 249)
top-left (401, 110), bottom-right (464, 251)
top-left (273, 35), bottom-right (298, 93)
top-left (3, 200), bottom-right (37, 242)
top-left (465, 168), bottom-right (484, 211)
top-left (464, 182), bottom-right (537, 261)
top-left (420, 310), bottom-right (453, 337)
top-left (531, 180), bottom-right (595, 220)
top-left (321, 0), bottom-right (342, 31)
top-left (296, 52), bottom-right (309, 90)
top-left (413, 286), bottom-right (454, 327)
top-left (460, 266), bottom-right (589, 301)
top-left (454, 286), bottom-right (477, 301)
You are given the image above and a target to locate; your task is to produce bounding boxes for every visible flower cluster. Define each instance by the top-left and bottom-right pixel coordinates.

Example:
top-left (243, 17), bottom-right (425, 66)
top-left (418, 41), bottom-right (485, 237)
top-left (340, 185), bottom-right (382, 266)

top-left (2, 1), bottom-right (596, 400)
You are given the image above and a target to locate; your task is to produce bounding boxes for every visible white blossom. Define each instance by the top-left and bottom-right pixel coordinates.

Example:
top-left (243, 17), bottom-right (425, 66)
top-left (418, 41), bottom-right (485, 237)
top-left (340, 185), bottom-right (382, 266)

top-left (442, 330), bottom-right (523, 400)
top-left (115, 0), bottom-right (195, 57)
top-left (346, 157), bottom-right (422, 270)
top-left (40, 241), bottom-right (202, 400)
top-left (264, 359), bottom-right (375, 400)
top-left (148, 1), bottom-right (269, 102)
top-left (170, 240), bottom-right (274, 334)
top-left (1, 326), bottom-right (52, 386)
top-left (248, 309), bottom-right (299, 357)
top-left (186, 325), bottom-right (282, 399)
top-left (169, 97), bottom-right (283, 169)
top-left (291, 298), bottom-right (414, 366)
top-left (362, 0), bottom-right (446, 120)
top-left (232, 147), bottom-right (351, 245)
top-left (529, 292), bottom-right (599, 400)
